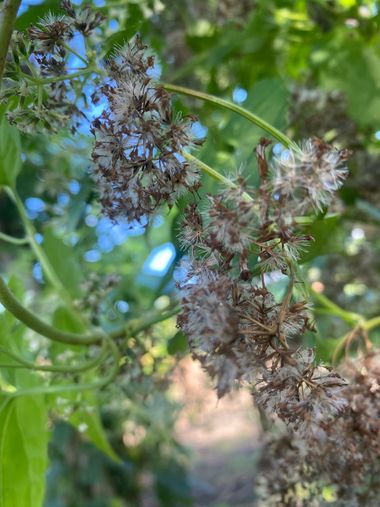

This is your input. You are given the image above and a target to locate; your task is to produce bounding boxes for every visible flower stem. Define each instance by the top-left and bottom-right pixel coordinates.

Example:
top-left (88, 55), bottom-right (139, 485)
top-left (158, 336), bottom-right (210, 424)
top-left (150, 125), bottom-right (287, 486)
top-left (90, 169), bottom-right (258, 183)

top-left (0, 0), bottom-right (22, 83)
top-left (27, 67), bottom-right (96, 85)
top-left (311, 287), bottom-right (363, 325)
top-left (163, 83), bottom-right (299, 151)
top-left (61, 42), bottom-right (89, 65)
top-left (183, 151), bottom-right (253, 201)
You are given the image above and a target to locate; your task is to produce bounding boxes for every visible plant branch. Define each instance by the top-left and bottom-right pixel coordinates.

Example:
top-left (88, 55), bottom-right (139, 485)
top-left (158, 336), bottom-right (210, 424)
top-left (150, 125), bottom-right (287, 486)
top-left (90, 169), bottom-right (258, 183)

top-left (310, 288), bottom-right (363, 325)
top-left (28, 67), bottom-right (96, 85)
top-left (183, 151), bottom-right (253, 201)
top-left (0, 274), bottom-right (180, 347)
top-left (61, 42), bottom-right (89, 65)
top-left (163, 83), bottom-right (299, 151)
top-left (124, 306), bottom-right (181, 337)
top-left (0, 231), bottom-right (28, 245)
top-left (0, 275), bottom-right (101, 345)
top-left (0, 336), bottom-right (121, 398)
top-left (0, 342), bottom-right (108, 373)
top-left (364, 315), bottom-right (380, 332)
top-left (5, 187), bottom-right (82, 315)
top-left (0, 0), bottom-right (22, 83)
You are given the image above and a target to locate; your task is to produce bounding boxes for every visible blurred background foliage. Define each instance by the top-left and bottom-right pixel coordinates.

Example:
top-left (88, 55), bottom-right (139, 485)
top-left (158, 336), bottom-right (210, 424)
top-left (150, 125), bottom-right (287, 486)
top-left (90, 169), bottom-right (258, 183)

top-left (1, 0), bottom-right (380, 505)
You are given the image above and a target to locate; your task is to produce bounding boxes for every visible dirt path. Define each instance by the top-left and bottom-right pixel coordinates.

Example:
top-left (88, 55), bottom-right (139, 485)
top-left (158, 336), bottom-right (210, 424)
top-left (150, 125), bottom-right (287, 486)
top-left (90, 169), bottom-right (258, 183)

top-left (172, 359), bottom-right (262, 507)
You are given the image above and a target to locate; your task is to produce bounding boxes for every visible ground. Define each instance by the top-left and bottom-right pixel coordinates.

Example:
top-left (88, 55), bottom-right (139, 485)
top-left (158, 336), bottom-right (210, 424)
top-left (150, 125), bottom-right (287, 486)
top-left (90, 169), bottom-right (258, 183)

top-left (172, 358), bottom-right (261, 507)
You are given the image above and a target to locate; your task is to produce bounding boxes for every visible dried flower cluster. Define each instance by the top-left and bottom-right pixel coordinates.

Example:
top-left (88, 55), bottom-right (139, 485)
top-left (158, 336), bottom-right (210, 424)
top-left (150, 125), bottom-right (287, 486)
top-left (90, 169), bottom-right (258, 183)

top-left (177, 140), bottom-right (348, 410)
top-left (256, 349), bottom-right (380, 506)
top-left (171, 134), bottom-right (380, 503)
top-left (91, 36), bottom-right (203, 223)
top-left (2, 1), bottom-right (103, 132)
top-left (269, 138), bottom-right (349, 218)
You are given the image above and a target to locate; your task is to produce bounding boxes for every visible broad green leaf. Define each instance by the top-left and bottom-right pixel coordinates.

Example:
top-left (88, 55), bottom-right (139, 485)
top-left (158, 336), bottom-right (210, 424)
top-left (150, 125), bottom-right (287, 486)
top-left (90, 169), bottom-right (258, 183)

top-left (52, 305), bottom-right (86, 334)
top-left (0, 396), bottom-right (48, 507)
top-left (69, 401), bottom-right (121, 464)
top-left (0, 114), bottom-right (22, 187)
top-left (15, 0), bottom-right (61, 31)
top-left (320, 44), bottom-right (380, 127)
top-left (314, 337), bottom-right (341, 363)
top-left (43, 226), bottom-right (82, 297)
top-left (200, 78), bottom-right (290, 170)
top-left (356, 199), bottom-right (380, 223)
top-left (167, 331), bottom-right (188, 355)
top-left (50, 305), bottom-right (87, 360)
top-left (300, 215), bottom-right (344, 263)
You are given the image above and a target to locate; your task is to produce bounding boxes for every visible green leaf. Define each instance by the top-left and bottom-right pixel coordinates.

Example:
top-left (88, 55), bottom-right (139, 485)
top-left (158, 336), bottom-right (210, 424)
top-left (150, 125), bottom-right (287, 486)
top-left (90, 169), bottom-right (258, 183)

top-left (300, 215), bottom-right (344, 263)
top-left (43, 226), bottom-right (82, 297)
top-left (0, 114), bottom-right (22, 187)
top-left (52, 305), bottom-right (86, 334)
top-left (320, 44), bottom-right (380, 127)
top-left (314, 337), bottom-right (340, 364)
top-left (225, 78), bottom-right (289, 159)
top-left (50, 305), bottom-right (87, 359)
top-left (69, 401), bottom-right (121, 464)
top-left (0, 396), bottom-right (49, 507)
top-left (356, 199), bottom-right (380, 223)
top-left (167, 331), bottom-right (188, 355)
top-left (15, 0), bottom-right (61, 31)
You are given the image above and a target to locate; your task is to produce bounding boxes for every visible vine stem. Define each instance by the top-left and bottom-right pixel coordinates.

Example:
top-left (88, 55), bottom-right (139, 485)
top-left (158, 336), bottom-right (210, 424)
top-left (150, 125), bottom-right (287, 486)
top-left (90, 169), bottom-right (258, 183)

top-left (0, 0), bottom-right (22, 83)
top-left (0, 341), bottom-right (108, 373)
top-left (0, 274), bottom-right (180, 346)
top-left (0, 231), bottom-right (28, 245)
top-left (163, 83), bottom-right (300, 151)
top-left (183, 151), bottom-right (253, 201)
top-left (310, 287), bottom-right (363, 325)
top-left (124, 306), bottom-right (180, 336)
top-left (5, 186), bottom-right (79, 312)
top-left (0, 336), bottom-right (121, 398)
top-left (61, 42), bottom-right (89, 66)
top-left (0, 275), bottom-right (101, 345)
top-left (364, 315), bottom-right (380, 332)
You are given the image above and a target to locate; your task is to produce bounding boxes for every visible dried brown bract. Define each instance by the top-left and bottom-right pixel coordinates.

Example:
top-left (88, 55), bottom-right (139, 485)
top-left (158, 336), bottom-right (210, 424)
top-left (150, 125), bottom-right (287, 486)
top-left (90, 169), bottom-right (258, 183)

top-left (28, 14), bottom-right (73, 53)
top-left (61, 0), bottom-right (105, 36)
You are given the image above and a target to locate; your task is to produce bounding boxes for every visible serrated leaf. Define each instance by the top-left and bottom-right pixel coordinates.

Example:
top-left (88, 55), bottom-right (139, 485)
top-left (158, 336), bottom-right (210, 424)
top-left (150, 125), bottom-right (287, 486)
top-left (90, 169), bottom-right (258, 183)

top-left (0, 396), bottom-right (48, 507)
